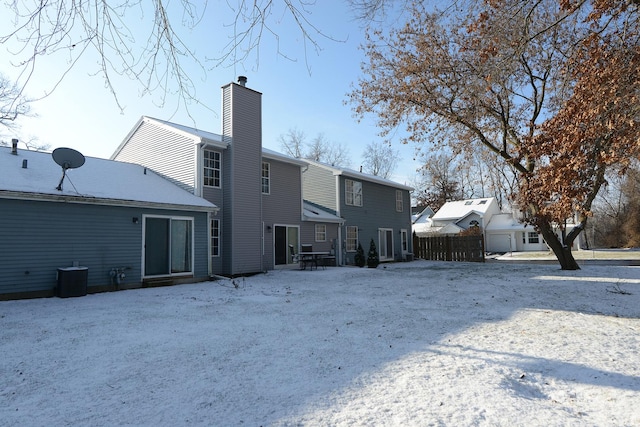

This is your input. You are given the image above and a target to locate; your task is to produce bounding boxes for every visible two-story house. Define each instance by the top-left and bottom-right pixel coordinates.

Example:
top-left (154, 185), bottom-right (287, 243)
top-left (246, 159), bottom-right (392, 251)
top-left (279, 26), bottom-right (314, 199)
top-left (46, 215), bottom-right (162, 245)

top-left (112, 77), bottom-right (343, 276)
top-left (302, 161), bottom-right (414, 265)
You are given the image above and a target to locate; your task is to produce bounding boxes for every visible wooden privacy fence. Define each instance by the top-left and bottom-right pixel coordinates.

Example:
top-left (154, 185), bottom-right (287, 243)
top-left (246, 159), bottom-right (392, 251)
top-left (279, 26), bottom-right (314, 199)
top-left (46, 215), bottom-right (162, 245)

top-left (413, 235), bottom-right (485, 262)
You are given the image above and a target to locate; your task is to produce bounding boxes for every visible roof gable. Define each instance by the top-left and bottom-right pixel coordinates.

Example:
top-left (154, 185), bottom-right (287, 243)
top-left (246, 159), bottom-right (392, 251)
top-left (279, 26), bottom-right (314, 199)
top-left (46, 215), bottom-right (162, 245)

top-left (115, 116), bottom-right (307, 168)
top-left (305, 160), bottom-right (413, 191)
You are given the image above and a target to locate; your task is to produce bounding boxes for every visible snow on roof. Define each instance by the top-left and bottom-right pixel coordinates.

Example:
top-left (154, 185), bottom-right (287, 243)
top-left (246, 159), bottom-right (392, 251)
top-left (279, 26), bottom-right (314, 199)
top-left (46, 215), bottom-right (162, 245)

top-left (303, 201), bottom-right (344, 223)
top-left (305, 159), bottom-right (414, 191)
top-left (485, 213), bottom-right (532, 231)
top-left (263, 148), bottom-right (308, 167)
top-left (432, 198), bottom-right (496, 220)
top-left (125, 117), bottom-right (307, 168)
top-left (412, 207), bottom-right (435, 224)
top-left (1, 147), bottom-right (217, 211)
top-left (145, 116), bottom-right (226, 146)
top-left (412, 218), bottom-right (435, 236)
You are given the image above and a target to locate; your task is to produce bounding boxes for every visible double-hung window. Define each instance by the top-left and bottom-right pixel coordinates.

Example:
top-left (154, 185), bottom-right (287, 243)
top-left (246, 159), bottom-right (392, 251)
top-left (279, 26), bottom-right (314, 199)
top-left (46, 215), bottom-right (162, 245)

top-left (345, 179), bottom-right (362, 207)
top-left (396, 190), bottom-right (403, 212)
top-left (523, 231), bottom-right (540, 244)
top-left (315, 224), bottom-right (327, 242)
top-left (204, 150), bottom-right (221, 187)
top-left (211, 219), bottom-right (220, 257)
top-left (346, 226), bottom-right (358, 252)
top-left (262, 162), bottom-right (270, 194)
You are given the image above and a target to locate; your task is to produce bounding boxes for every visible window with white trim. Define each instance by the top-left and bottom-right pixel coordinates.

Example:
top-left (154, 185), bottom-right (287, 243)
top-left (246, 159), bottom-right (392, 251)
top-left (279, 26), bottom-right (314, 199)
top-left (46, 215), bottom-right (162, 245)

top-left (315, 224), bottom-right (327, 242)
top-left (396, 190), bottom-right (403, 212)
top-left (345, 179), bottom-right (362, 207)
top-left (523, 231), bottom-right (540, 244)
top-left (211, 219), bottom-right (220, 257)
top-left (401, 229), bottom-right (408, 252)
top-left (204, 150), bottom-right (221, 187)
top-left (346, 226), bottom-right (358, 252)
top-left (261, 162), bottom-right (270, 194)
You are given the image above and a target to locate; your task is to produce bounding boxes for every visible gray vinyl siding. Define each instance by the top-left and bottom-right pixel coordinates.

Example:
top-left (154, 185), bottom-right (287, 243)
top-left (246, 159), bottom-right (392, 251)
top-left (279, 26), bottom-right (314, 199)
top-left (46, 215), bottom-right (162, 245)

top-left (340, 178), bottom-right (412, 264)
top-left (302, 165), bottom-right (337, 212)
top-left (222, 83), bottom-right (263, 275)
top-left (262, 159), bottom-right (303, 269)
top-left (0, 199), bottom-right (210, 298)
top-left (201, 147), bottom-right (225, 207)
top-left (299, 223), bottom-right (339, 254)
top-left (114, 120), bottom-right (197, 192)
top-left (203, 184), bottom-right (224, 275)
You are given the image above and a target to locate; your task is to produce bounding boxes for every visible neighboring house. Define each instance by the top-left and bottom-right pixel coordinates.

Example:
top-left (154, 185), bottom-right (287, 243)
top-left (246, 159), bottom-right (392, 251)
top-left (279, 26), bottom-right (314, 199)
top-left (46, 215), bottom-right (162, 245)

top-left (486, 204), bottom-right (585, 252)
top-left (112, 77), bottom-right (343, 275)
top-left (411, 206), bottom-right (435, 237)
top-left (413, 197), bottom-right (583, 253)
top-left (414, 198), bottom-right (501, 238)
top-left (0, 144), bottom-right (218, 300)
top-left (485, 213), bottom-right (548, 252)
top-left (302, 160), bottom-right (414, 265)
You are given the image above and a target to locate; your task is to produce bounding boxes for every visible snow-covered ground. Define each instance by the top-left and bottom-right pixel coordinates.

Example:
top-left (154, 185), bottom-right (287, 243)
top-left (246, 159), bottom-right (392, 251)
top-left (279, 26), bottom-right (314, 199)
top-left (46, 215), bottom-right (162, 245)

top-left (1, 260), bottom-right (639, 426)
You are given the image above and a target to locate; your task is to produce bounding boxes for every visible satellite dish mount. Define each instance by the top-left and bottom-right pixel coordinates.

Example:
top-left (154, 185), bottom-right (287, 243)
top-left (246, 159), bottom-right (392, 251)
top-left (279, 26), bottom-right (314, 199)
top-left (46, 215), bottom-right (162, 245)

top-left (52, 147), bottom-right (85, 191)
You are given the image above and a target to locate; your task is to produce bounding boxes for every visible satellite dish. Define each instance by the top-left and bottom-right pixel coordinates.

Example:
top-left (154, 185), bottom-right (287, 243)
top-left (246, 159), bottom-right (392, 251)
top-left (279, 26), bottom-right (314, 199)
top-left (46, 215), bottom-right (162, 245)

top-left (52, 147), bottom-right (85, 191)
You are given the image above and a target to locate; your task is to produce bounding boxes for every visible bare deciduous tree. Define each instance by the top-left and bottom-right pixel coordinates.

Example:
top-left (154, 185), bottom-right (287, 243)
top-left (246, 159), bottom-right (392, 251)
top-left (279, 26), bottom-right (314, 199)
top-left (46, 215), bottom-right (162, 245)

top-left (306, 133), bottom-right (351, 167)
top-left (412, 152), bottom-right (461, 211)
top-left (278, 128), bottom-right (351, 167)
top-left (278, 127), bottom-right (306, 158)
top-left (361, 141), bottom-right (399, 178)
top-left (0, 1), bottom-right (339, 111)
top-left (351, 0), bottom-right (640, 269)
top-left (0, 73), bottom-right (31, 130)
top-left (591, 163), bottom-right (640, 248)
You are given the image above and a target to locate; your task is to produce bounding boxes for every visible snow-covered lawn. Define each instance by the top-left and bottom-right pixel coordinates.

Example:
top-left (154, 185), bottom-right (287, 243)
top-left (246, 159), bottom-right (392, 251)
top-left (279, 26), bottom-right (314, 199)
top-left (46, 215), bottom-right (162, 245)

top-left (1, 260), bottom-right (639, 426)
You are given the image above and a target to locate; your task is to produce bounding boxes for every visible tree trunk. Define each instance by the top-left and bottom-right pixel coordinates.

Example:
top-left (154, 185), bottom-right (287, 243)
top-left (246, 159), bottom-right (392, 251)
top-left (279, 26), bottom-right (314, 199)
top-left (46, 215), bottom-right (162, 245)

top-left (537, 221), bottom-right (581, 270)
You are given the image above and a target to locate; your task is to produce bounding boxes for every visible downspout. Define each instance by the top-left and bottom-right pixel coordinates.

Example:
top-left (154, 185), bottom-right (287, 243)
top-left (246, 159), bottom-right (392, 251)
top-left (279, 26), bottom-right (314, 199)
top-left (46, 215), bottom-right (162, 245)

top-left (207, 211), bottom-right (212, 277)
top-left (335, 173), bottom-right (343, 265)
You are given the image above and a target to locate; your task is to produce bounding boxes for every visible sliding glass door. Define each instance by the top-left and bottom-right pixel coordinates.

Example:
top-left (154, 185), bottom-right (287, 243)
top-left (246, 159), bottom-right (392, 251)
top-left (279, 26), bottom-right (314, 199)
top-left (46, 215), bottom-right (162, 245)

top-left (378, 228), bottom-right (394, 262)
top-left (144, 216), bottom-right (193, 277)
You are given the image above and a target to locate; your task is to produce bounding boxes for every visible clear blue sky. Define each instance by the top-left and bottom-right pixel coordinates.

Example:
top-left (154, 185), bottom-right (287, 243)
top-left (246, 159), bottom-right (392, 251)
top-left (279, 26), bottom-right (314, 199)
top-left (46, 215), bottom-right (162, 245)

top-left (0, 2), bottom-right (420, 186)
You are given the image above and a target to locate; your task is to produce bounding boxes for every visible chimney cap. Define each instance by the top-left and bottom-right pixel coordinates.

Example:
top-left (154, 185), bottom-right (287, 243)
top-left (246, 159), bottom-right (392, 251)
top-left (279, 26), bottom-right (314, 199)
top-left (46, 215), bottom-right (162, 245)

top-left (237, 76), bottom-right (247, 86)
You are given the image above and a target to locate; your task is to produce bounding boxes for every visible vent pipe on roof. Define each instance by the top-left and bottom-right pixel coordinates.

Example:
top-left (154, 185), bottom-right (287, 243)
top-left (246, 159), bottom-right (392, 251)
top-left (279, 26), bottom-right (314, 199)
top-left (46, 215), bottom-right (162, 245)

top-left (237, 76), bottom-right (247, 87)
top-left (22, 159), bottom-right (28, 169)
top-left (11, 138), bottom-right (18, 155)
